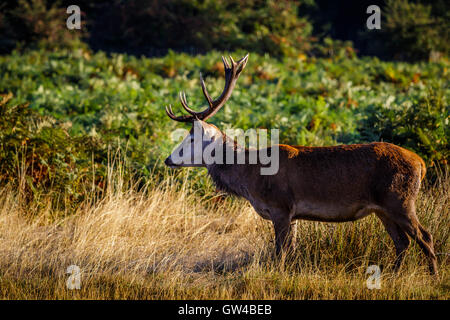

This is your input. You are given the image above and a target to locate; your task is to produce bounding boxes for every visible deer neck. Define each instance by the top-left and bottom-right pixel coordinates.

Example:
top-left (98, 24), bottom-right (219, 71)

top-left (206, 135), bottom-right (251, 198)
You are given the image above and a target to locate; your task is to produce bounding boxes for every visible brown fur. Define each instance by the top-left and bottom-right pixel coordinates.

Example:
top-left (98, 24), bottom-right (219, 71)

top-left (207, 140), bottom-right (437, 274)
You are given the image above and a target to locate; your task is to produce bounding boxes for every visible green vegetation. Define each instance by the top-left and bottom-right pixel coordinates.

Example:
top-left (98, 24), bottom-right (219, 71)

top-left (0, 49), bottom-right (448, 205)
top-left (379, 0), bottom-right (450, 61)
top-left (0, 93), bottom-right (106, 212)
top-left (0, 0), bottom-right (448, 300)
top-left (0, 48), bottom-right (448, 212)
top-left (1, 1), bottom-right (448, 60)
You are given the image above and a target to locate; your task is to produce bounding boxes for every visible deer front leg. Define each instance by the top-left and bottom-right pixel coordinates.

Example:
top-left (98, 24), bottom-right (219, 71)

top-left (271, 212), bottom-right (294, 256)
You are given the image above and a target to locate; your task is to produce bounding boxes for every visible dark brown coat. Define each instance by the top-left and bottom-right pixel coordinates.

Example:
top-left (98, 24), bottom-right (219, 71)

top-left (207, 141), bottom-right (437, 274)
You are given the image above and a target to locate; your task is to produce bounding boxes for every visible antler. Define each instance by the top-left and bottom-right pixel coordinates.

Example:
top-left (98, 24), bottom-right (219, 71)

top-left (165, 54), bottom-right (249, 122)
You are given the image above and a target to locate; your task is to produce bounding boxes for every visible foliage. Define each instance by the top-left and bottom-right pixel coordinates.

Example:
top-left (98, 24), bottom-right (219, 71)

top-left (0, 93), bottom-right (106, 212)
top-left (0, 0), bottom-right (86, 53)
top-left (301, 0), bottom-right (449, 61)
top-left (360, 87), bottom-right (449, 165)
top-left (84, 0), bottom-right (313, 58)
top-left (1, 0), bottom-right (449, 62)
top-left (379, 0), bottom-right (450, 61)
top-left (0, 48), bottom-right (448, 210)
top-left (310, 37), bottom-right (356, 59)
top-left (0, 0), bottom-right (313, 58)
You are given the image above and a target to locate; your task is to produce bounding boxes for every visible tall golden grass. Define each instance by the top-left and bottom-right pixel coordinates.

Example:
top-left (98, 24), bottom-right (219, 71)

top-left (0, 165), bottom-right (448, 299)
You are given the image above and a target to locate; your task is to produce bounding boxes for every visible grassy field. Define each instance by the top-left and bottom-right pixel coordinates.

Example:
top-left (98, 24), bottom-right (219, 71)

top-left (0, 48), bottom-right (448, 299)
top-left (0, 165), bottom-right (448, 299)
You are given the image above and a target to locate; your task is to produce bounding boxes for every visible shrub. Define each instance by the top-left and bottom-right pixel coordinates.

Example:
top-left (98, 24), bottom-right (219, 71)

top-left (380, 0), bottom-right (449, 61)
top-left (70, 0), bottom-right (313, 58)
top-left (359, 86), bottom-right (449, 166)
top-left (0, 0), bottom-right (86, 53)
top-left (0, 93), bottom-right (105, 212)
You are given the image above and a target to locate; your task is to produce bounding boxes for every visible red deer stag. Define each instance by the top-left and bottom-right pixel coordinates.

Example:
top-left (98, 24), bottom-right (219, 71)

top-left (164, 54), bottom-right (437, 275)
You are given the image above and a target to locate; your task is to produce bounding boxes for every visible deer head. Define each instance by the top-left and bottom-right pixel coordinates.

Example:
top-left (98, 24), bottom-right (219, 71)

top-left (164, 54), bottom-right (249, 168)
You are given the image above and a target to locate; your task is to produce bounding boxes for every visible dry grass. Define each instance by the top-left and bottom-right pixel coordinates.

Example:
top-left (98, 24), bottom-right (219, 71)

top-left (0, 168), bottom-right (449, 299)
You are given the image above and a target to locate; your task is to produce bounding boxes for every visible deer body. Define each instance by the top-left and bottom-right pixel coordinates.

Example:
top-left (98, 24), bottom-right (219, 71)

top-left (164, 54), bottom-right (438, 274)
top-left (209, 142), bottom-right (424, 222)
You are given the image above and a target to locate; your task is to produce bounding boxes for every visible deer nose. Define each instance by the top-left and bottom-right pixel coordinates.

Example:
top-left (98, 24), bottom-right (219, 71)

top-left (165, 157), bottom-right (180, 168)
top-left (164, 157), bottom-right (173, 167)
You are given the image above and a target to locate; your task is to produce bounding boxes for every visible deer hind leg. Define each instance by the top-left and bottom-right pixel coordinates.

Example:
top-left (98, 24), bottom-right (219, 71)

top-left (376, 213), bottom-right (410, 272)
top-left (397, 215), bottom-right (438, 275)
top-left (418, 224), bottom-right (436, 254)
top-left (385, 200), bottom-right (438, 275)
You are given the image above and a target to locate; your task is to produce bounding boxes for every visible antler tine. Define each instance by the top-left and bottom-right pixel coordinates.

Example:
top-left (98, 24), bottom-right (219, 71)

top-left (183, 53), bottom-right (249, 121)
top-left (222, 56), bottom-right (230, 69)
top-left (200, 72), bottom-right (214, 108)
top-left (165, 104), bottom-right (174, 117)
top-left (229, 55), bottom-right (236, 66)
top-left (165, 104), bottom-right (193, 123)
top-left (200, 53), bottom-right (249, 121)
top-left (165, 104), bottom-right (176, 119)
top-left (164, 54), bottom-right (249, 123)
top-left (179, 91), bottom-right (197, 116)
top-left (237, 53), bottom-right (249, 67)
top-left (241, 53), bottom-right (250, 61)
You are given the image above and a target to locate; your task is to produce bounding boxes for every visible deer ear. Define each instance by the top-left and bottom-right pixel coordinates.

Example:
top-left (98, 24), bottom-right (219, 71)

top-left (196, 120), bottom-right (221, 140)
